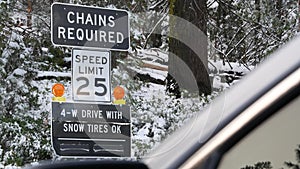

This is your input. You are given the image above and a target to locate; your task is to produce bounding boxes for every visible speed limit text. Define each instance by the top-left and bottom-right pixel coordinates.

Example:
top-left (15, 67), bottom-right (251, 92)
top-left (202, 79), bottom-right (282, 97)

top-left (75, 54), bottom-right (108, 75)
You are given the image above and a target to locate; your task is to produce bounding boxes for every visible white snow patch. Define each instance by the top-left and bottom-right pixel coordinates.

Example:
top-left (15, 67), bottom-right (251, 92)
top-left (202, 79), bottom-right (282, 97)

top-left (131, 67), bottom-right (167, 81)
top-left (64, 57), bottom-right (72, 62)
top-left (13, 68), bottom-right (27, 76)
top-left (208, 0), bottom-right (219, 8)
top-left (213, 76), bottom-right (229, 90)
top-left (18, 135), bottom-right (26, 145)
top-left (135, 123), bottom-right (151, 140)
top-left (137, 48), bottom-right (168, 63)
top-left (8, 42), bottom-right (20, 49)
top-left (19, 54), bottom-right (25, 59)
top-left (41, 47), bottom-right (48, 53)
top-left (209, 60), bottom-right (253, 74)
top-left (4, 165), bottom-right (21, 169)
top-left (37, 71), bottom-right (71, 78)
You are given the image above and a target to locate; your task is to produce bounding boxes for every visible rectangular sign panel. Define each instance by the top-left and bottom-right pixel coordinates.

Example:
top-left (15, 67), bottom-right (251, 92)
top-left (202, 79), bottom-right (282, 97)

top-left (51, 102), bottom-right (131, 157)
top-left (51, 3), bottom-right (130, 51)
top-left (72, 49), bottom-right (111, 102)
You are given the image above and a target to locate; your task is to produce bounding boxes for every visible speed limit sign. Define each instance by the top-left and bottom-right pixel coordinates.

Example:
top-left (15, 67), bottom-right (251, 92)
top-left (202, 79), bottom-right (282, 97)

top-left (72, 49), bottom-right (111, 102)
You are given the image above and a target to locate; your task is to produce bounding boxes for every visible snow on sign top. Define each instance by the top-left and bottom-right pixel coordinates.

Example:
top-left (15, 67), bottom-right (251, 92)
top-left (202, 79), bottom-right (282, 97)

top-left (51, 2), bottom-right (130, 51)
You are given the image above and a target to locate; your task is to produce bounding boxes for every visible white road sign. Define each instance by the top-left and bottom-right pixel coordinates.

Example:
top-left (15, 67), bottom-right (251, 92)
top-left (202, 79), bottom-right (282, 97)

top-left (72, 49), bottom-right (111, 102)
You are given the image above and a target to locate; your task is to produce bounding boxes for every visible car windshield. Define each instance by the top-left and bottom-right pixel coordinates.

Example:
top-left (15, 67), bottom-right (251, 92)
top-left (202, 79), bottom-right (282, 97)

top-left (0, 0), bottom-right (298, 168)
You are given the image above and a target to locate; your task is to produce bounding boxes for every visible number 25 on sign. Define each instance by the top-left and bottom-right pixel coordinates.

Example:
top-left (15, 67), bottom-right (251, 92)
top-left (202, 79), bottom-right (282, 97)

top-left (72, 49), bottom-right (111, 102)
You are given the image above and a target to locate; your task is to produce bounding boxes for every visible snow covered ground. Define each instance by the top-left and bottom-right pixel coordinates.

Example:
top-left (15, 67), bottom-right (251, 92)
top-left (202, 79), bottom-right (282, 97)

top-left (27, 47), bottom-right (254, 160)
top-left (0, 34), bottom-right (255, 167)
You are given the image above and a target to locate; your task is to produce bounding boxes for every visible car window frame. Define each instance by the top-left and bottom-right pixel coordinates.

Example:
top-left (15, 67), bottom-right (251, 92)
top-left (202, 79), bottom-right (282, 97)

top-left (179, 67), bottom-right (300, 169)
top-left (217, 93), bottom-right (300, 169)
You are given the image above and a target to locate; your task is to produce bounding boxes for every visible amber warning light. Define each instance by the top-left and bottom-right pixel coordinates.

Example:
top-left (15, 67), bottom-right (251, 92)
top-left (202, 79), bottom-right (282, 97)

top-left (52, 83), bottom-right (66, 102)
top-left (113, 86), bottom-right (126, 105)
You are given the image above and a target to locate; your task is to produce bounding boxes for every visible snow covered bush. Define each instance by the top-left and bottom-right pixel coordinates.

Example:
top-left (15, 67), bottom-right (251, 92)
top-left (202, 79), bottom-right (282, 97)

top-left (112, 52), bottom-right (212, 158)
top-left (0, 29), bottom-right (52, 166)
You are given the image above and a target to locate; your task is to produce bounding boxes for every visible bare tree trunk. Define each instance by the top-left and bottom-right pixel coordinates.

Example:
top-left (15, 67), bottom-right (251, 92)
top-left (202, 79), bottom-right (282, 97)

top-left (27, 0), bottom-right (32, 27)
top-left (254, 0), bottom-right (261, 64)
top-left (298, 0), bottom-right (300, 31)
top-left (255, 0), bottom-right (261, 23)
top-left (275, 0), bottom-right (282, 39)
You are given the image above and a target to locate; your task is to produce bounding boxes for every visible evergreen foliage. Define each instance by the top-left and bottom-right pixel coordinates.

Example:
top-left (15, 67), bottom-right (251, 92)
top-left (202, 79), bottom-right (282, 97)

top-left (240, 145), bottom-right (300, 169)
top-left (241, 161), bottom-right (272, 169)
top-left (284, 145), bottom-right (300, 169)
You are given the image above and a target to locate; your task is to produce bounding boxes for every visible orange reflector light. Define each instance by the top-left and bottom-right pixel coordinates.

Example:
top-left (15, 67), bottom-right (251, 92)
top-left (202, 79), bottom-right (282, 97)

top-left (52, 83), bottom-right (65, 97)
top-left (113, 86), bottom-right (125, 100)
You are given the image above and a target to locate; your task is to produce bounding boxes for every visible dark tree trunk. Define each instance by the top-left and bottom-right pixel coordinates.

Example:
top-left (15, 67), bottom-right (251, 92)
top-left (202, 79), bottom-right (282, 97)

top-left (255, 0), bottom-right (261, 22)
top-left (254, 0), bottom-right (261, 64)
top-left (27, 0), bottom-right (32, 27)
top-left (275, 0), bottom-right (283, 39)
top-left (298, 0), bottom-right (300, 32)
top-left (167, 0), bottom-right (211, 97)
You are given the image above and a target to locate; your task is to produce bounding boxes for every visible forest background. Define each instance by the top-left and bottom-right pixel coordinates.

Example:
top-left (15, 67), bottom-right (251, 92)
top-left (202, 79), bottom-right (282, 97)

top-left (0, 0), bottom-right (298, 168)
